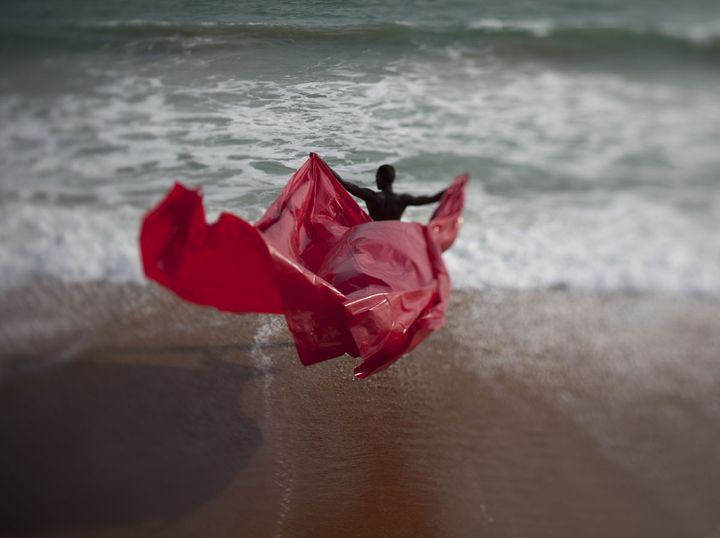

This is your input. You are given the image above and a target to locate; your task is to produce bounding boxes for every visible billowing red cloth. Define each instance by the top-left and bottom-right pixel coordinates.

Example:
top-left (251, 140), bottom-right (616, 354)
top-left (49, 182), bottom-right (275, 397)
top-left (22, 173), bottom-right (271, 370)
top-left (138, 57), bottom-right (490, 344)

top-left (140, 154), bottom-right (467, 377)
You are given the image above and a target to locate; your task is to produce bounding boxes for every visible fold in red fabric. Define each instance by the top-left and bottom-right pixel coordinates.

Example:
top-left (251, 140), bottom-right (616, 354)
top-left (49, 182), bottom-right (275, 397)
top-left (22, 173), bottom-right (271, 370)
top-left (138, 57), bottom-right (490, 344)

top-left (140, 154), bottom-right (468, 377)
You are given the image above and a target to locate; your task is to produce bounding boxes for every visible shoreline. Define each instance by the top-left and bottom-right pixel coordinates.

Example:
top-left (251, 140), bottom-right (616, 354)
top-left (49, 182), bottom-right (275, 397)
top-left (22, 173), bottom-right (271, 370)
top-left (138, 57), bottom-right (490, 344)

top-left (1, 281), bottom-right (719, 536)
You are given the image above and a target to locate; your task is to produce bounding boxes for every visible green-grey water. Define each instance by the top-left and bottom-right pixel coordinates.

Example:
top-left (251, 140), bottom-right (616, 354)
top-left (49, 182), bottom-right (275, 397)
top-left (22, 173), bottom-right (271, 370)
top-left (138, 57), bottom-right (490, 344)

top-left (1, 0), bottom-right (719, 294)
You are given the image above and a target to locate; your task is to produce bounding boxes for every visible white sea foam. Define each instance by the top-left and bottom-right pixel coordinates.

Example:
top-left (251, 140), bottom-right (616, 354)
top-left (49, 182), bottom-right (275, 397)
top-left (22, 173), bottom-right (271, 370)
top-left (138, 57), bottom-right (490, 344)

top-left (469, 18), bottom-right (555, 37)
top-left (0, 189), bottom-right (717, 297)
top-left (1, 48), bottom-right (718, 296)
top-left (446, 190), bottom-right (720, 295)
top-left (0, 202), bottom-right (144, 291)
top-left (468, 17), bottom-right (720, 43)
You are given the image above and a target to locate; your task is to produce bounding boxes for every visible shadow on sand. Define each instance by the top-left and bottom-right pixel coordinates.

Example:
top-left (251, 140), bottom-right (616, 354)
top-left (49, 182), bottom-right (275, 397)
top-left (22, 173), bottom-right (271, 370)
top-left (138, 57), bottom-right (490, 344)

top-left (0, 355), bottom-right (264, 533)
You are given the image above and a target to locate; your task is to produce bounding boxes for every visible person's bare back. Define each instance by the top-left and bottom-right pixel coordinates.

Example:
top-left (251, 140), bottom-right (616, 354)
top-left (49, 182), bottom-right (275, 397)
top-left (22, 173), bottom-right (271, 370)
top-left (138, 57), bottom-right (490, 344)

top-left (323, 156), bottom-right (446, 221)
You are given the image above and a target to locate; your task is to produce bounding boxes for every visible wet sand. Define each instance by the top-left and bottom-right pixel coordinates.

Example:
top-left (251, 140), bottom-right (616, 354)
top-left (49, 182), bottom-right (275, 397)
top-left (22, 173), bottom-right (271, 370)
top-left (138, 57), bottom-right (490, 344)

top-left (1, 281), bottom-right (719, 537)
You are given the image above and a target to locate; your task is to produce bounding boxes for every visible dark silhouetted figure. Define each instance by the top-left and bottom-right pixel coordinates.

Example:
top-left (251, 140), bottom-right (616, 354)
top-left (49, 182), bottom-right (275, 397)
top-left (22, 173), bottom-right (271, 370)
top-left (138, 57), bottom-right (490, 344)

top-left (324, 157), bottom-right (447, 221)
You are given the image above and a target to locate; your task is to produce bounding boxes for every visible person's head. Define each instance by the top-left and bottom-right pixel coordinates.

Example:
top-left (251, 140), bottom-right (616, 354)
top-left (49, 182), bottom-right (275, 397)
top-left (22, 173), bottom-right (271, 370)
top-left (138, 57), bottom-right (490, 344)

top-left (376, 164), bottom-right (396, 191)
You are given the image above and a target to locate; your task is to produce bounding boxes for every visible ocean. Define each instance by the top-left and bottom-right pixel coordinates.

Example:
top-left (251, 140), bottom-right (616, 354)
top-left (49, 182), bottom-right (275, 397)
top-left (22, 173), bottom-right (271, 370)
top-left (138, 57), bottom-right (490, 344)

top-left (1, 0), bottom-right (719, 296)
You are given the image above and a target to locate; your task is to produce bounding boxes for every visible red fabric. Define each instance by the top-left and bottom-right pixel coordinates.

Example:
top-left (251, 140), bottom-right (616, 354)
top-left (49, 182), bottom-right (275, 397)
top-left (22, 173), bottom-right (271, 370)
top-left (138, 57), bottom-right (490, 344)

top-left (140, 154), bottom-right (468, 377)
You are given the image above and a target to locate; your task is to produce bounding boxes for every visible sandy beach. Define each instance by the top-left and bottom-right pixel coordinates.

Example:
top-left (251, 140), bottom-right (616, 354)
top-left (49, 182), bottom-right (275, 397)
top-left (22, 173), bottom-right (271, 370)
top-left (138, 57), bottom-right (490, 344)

top-left (1, 281), bottom-right (719, 537)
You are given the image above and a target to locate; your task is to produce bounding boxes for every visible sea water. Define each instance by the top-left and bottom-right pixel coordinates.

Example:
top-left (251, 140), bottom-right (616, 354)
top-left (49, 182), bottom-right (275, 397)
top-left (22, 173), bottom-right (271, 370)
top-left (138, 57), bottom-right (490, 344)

top-left (1, 0), bottom-right (719, 295)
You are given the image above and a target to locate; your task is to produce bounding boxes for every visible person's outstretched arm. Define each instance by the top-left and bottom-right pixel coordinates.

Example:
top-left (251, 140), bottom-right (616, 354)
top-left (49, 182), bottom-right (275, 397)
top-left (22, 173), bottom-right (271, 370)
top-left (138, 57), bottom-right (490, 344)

top-left (402, 189), bottom-right (447, 206)
top-left (322, 158), bottom-right (375, 201)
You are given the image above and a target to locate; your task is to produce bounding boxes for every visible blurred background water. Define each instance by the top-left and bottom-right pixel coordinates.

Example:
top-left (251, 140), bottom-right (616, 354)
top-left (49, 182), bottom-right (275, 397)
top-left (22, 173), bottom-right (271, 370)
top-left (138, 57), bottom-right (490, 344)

top-left (1, 0), bottom-right (719, 294)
